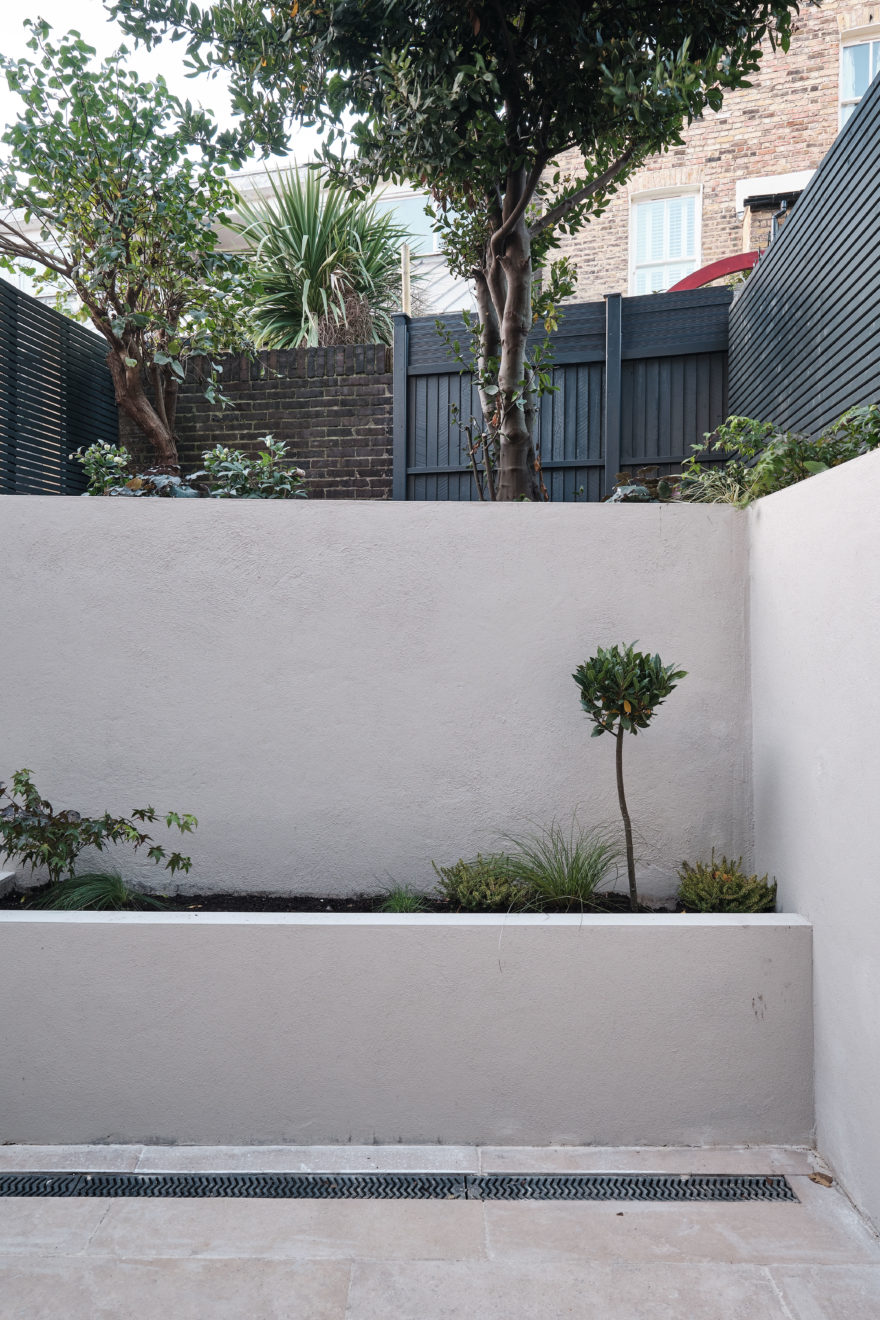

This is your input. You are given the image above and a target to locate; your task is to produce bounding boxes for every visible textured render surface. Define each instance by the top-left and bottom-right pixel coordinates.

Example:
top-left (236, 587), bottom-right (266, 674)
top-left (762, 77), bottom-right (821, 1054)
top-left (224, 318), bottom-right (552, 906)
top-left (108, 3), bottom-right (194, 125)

top-left (0, 913), bottom-right (812, 1146)
top-left (0, 497), bottom-right (749, 898)
top-left (0, 1147), bottom-right (878, 1320)
top-left (750, 448), bottom-right (880, 1234)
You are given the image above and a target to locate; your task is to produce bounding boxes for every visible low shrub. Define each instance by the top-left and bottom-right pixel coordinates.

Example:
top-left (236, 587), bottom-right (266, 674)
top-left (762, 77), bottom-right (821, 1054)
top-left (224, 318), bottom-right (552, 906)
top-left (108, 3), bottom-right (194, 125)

top-left (431, 855), bottom-right (529, 912)
top-left (0, 769), bottom-right (196, 886)
top-left (71, 436), bottom-right (307, 499)
top-left (501, 820), bottom-right (621, 912)
top-left (31, 871), bottom-right (169, 911)
top-left (679, 404), bottom-right (880, 506)
top-left (676, 853), bottom-right (777, 913)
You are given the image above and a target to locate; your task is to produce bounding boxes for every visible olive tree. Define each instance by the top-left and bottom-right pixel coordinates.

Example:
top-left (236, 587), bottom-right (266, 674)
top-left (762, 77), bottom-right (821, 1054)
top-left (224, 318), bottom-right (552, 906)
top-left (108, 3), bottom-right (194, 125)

top-left (0, 22), bottom-right (252, 471)
top-left (112, 0), bottom-right (802, 497)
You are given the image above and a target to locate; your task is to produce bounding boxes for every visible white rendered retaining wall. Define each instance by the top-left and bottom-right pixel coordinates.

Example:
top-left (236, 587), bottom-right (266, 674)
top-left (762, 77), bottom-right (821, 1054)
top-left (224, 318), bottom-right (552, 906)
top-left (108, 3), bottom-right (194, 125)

top-left (0, 912), bottom-right (812, 1146)
top-left (0, 497), bottom-right (750, 898)
top-left (750, 448), bottom-right (880, 1232)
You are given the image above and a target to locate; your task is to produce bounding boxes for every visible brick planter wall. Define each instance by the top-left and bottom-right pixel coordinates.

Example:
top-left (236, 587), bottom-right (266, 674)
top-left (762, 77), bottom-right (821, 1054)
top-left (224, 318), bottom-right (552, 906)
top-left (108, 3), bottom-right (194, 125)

top-left (120, 344), bottom-right (393, 499)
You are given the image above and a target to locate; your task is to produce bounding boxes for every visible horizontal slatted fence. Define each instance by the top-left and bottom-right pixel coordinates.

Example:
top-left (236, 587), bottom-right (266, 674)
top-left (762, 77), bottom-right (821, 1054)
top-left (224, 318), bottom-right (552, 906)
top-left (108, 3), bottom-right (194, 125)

top-left (729, 75), bottom-right (880, 433)
top-left (0, 278), bottom-right (117, 495)
top-left (394, 288), bottom-right (732, 500)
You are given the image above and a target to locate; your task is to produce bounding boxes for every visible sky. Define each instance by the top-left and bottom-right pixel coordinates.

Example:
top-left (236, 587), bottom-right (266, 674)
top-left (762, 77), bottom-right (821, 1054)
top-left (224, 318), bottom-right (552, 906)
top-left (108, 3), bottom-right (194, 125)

top-left (0, 0), bottom-right (323, 162)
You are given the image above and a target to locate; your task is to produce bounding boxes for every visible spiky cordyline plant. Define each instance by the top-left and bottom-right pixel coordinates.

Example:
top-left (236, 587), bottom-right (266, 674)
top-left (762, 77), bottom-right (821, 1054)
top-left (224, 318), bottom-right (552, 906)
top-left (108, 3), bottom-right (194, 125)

top-left (234, 169), bottom-right (411, 348)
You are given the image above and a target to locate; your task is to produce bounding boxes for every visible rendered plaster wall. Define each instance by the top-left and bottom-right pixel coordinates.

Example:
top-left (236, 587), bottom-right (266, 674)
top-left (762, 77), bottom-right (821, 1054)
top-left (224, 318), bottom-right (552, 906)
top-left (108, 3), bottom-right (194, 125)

top-left (0, 912), bottom-right (812, 1146)
top-left (750, 448), bottom-right (880, 1232)
top-left (0, 498), bottom-right (750, 898)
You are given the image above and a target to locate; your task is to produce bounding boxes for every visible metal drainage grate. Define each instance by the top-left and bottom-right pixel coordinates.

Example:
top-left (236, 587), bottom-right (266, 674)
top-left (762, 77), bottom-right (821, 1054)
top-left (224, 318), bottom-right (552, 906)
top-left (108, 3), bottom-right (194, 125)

top-left (0, 1171), bottom-right (797, 1202)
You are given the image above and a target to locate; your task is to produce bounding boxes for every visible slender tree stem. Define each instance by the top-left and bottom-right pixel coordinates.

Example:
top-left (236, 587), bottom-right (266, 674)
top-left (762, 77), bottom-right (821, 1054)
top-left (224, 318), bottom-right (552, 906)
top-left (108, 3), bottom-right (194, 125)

top-left (615, 730), bottom-right (638, 911)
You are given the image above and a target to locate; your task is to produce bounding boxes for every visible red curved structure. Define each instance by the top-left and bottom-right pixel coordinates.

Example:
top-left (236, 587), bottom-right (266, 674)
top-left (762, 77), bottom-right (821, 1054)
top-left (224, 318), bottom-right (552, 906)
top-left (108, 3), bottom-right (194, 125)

top-left (669, 251), bottom-right (760, 291)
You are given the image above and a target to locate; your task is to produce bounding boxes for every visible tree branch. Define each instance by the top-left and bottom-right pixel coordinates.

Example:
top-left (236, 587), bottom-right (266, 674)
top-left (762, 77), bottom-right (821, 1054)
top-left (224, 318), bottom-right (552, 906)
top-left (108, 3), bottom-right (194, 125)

top-left (529, 147), bottom-right (638, 241)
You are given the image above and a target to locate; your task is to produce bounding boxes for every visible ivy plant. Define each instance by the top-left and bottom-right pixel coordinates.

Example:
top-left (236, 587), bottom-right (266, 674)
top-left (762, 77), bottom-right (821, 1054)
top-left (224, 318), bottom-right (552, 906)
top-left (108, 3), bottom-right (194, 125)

top-left (0, 769), bottom-right (197, 887)
top-left (573, 645), bottom-right (686, 911)
top-left (0, 22), bottom-right (252, 471)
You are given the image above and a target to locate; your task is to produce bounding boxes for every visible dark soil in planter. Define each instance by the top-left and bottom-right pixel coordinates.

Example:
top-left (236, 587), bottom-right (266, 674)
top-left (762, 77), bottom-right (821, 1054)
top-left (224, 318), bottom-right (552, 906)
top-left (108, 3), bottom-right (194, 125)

top-left (0, 886), bottom-right (675, 914)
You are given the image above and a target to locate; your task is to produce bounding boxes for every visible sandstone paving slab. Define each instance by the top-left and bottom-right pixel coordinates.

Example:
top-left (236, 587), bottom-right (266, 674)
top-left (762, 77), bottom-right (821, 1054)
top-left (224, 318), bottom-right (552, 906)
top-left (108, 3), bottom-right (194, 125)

top-left (135, 1144), bottom-right (479, 1173)
top-left (483, 1179), bottom-right (880, 1267)
top-left (479, 1145), bottom-right (817, 1175)
top-left (0, 1200), bottom-right (112, 1256)
top-left (344, 1260), bottom-right (792, 1320)
top-left (0, 1255), bottom-right (351, 1320)
top-left (0, 1146), bottom-right (142, 1172)
top-left (85, 1198), bottom-right (487, 1262)
top-left (769, 1264), bottom-right (880, 1319)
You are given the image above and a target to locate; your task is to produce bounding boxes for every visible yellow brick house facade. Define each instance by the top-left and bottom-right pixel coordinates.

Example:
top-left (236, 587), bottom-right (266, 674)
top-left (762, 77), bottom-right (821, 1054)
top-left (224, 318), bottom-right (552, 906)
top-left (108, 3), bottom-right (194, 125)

top-left (558, 2), bottom-right (880, 299)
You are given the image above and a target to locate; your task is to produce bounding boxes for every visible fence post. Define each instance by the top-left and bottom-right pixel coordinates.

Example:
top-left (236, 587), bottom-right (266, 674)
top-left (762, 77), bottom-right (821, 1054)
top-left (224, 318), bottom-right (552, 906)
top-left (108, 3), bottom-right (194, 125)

top-left (392, 312), bottom-right (409, 500)
top-left (603, 292), bottom-right (622, 497)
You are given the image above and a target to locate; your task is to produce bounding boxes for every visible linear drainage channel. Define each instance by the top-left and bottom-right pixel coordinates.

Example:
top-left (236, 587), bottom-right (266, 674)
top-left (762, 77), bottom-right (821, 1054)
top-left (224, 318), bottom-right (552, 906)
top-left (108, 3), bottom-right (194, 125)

top-left (0, 1172), bottom-right (798, 1202)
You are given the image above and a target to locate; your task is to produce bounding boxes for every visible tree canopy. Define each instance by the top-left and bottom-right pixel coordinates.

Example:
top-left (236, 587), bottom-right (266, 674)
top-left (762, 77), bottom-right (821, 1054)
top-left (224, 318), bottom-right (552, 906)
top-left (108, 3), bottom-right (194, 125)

top-left (111, 1), bottom-right (804, 495)
top-left (0, 21), bottom-right (252, 469)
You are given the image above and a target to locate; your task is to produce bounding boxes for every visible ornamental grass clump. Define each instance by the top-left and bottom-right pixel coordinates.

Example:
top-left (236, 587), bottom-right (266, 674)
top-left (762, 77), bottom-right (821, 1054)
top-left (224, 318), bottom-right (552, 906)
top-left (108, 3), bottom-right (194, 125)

top-left (31, 871), bottom-right (168, 911)
top-left (499, 820), bottom-right (620, 912)
top-left (677, 853), bottom-right (777, 913)
top-left (573, 645), bottom-right (686, 912)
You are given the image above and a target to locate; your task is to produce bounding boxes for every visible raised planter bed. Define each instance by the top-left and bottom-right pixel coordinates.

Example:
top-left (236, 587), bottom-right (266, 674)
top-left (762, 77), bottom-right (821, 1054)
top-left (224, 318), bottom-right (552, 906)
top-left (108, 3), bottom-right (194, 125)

top-left (0, 909), bottom-right (812, 1147)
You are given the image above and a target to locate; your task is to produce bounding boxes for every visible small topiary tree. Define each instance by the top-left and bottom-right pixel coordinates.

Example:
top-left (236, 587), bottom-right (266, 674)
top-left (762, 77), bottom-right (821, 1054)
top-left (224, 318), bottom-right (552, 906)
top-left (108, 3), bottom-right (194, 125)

top-left (573, 644), bottom-right (686, 911)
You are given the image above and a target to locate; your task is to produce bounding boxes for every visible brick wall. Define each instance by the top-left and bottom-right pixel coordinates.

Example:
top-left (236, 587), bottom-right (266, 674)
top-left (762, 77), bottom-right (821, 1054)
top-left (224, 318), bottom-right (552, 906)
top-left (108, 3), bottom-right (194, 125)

top-left (559, 1), bottom-right (874, 300)
top-left (120, 344), bottom-right (393, 499)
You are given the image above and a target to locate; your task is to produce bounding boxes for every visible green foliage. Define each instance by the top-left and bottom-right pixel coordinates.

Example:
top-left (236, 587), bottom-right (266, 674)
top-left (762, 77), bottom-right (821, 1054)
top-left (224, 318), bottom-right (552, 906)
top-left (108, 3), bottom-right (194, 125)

top-left (0, 22), bottom-right (252, 467)
top-left (71, 443), bottom-right (133, 495)
top-left (573, 644), bottom-right (685, 911)
top-left (235, 169), bottom-right (411, 348)
top-left (573, 645), bottom-right (687, 739)
top-left (680, 405), bottom-right (880, 505)
top-left (112, 0), bottom-right (801, 497)
top-left (431, 855), bottom-right (529, 913)
top-left (677, 853), bottom-right (777, 913)
top-left (72, 437), bottom-right (308, 499)
top-left (194, 438), bottom-right (308, 498)
top-left (0, 769), bottom-right (196, 886)
top-left (378, 884), bottom-right (428, 913)
top-left (31, 871), bottom-right (169, 911)
top-left (499, 821), bottom-right (621, 912)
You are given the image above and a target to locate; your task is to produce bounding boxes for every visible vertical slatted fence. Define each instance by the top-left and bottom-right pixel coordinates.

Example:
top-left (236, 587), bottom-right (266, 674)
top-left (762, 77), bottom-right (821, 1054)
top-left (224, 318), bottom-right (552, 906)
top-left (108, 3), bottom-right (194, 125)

top-left (393, 287), bottom-right (732, 500)
top-left (0, 278), bottom-right (118, 495)
top-left (729, 75), bottom-right (880, 431)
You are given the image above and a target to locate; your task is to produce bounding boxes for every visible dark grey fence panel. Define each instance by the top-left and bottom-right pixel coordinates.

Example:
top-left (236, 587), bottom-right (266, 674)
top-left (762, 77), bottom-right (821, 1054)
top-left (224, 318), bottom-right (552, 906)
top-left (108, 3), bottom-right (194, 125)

top-left (395, 288), bottom-right (732, 500)
top-left (729, 75), bottom-right (880, 433)
top-left (0, 277), bottom-right (117, 495)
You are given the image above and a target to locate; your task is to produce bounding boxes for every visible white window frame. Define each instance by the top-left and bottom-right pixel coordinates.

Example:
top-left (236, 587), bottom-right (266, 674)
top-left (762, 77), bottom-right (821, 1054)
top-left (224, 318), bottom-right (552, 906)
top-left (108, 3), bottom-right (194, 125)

top-left (839, 27), bottom-right (880, 128)
top-left (628, 186), bottom-right (702, 296)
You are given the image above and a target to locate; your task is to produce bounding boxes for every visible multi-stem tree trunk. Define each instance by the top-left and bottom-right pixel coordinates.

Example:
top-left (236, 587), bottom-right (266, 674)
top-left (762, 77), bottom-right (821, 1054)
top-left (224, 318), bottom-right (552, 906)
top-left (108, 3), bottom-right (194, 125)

top-left (106, 349), bottom-right (181, 472)
top-left (478, 168), bottom-right (542, 501)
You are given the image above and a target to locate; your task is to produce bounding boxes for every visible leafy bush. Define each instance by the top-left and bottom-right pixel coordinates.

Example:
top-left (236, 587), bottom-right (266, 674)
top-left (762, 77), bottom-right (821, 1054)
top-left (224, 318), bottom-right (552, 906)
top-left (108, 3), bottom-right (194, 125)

top-left (676, 853), bottom-right (777, 913)
top-left (0, 769), bottom-right (196, 885)
top-left (194, 438), bottom-right (307, 499)
top-left (31, 871), bottom-right (168, 911)
top-left (378, 884), bottom-right (428, 913)
top-left (680, 404), bottom-right (880, 505)
top-left (500, 820), bottom-right (620, 912)
top-left (73, 437), bottom-right (307, 499)
top-left (431, 855), bottom-right (530, 912)
top-left (573, 644), bottom-right (686, 911)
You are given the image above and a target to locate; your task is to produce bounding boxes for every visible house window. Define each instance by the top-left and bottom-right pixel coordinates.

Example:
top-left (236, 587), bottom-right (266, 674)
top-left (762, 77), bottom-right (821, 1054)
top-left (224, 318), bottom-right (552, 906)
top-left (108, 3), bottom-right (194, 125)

top-left (841, 37), bottom-right (880, 125)
top-left (630, 193), bottom-right (700, 294)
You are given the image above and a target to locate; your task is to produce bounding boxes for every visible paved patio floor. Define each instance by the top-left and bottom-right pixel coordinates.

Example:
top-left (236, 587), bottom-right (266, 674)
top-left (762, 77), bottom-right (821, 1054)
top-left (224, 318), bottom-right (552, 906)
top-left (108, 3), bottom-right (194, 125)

top-left (1, 1145), bottom-right (878, 1318)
